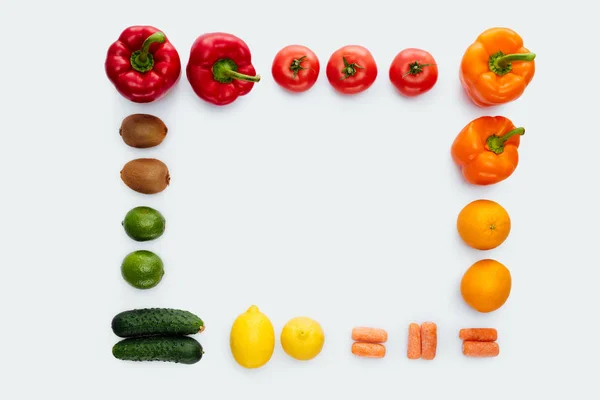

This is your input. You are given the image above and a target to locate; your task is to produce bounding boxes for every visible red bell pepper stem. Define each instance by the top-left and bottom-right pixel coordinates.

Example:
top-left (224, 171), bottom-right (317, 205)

top-left (212, 58), bottom-right (261, 83)
top-left (224, 69), bottom-right (261, 82)
top-left (130, 32), bottom-right (166, 73)
top-left (486, 127), bottom-right (525, 154)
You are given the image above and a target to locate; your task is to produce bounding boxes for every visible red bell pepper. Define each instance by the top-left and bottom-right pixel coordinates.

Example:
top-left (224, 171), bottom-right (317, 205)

top-left (105, 26), bottom-right (181, 103)
top-left (186, 33), bottom-right (260, 106)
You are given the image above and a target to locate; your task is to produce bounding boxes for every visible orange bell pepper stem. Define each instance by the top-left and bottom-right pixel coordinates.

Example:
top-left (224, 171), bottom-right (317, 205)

top-left (451, 116), bottom-right (525, 186)
top-left (487, 127), bottom-right (525, 154)
top-left (460, 28), bottom-right (536, 107)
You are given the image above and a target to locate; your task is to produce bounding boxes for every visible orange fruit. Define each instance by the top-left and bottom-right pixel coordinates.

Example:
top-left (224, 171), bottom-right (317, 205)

top-left (460, 259), bottom-right (512, 313)
top-left (457, 199), bottom-right (511, 250)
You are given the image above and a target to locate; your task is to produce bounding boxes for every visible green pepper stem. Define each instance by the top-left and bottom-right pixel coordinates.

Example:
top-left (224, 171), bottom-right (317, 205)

top-left (499, 127), bottom-right (525, 143)
top-left (489, 51), bottom-right (535, 76)
top-left (212, 58), bottom-right (261, 83)
top-left (496, 53), bottom-right (536, 68)
top-left (223, 69), bottom-right (261, 82)
top-left (138, 32), bottom-right (165, 63)
top-left (130, 32), bottom-right (165, 73)
top-left (486, 127), bottom-right (525, 154)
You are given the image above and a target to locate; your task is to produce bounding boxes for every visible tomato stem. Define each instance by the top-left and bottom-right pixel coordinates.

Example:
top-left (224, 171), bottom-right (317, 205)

top-left (340, 56), bottom-right (364, 80)
top-left (289, 55), bottom-right (315, 79)
top-left (402, 61), bottom-right (436, 78)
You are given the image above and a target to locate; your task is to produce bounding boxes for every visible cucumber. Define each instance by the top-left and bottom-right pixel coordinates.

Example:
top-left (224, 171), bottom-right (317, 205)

top-left (112, 336), bottom-right (203, 364)
top-left (111, 308), bottom-right (204, 338)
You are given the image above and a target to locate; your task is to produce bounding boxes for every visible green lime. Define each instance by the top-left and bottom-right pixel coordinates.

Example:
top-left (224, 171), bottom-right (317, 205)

top-left (121, 250), bottom-right (164, 289)
top-left (122, 206), bottom-right (166, 242)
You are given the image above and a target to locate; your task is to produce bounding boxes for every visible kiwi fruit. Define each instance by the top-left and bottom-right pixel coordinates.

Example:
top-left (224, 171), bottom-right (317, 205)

top-left (121, 158), bottom-right (170, 194)
top-left (120, 114), bottom-right (168, 148)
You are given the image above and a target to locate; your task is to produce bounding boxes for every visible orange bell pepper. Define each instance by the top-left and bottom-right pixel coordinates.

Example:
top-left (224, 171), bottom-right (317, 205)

top-left (451, 116), bottom-right (524, 185)
top-left (460, 28), bottom-right (536, 107)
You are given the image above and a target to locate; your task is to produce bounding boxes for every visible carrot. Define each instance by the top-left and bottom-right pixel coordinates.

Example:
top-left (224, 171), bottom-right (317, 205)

top-left (352, 327), bottom-right (388, 344)
top-left (463, 341), bottom-right (499, 357)
top-left (352, 342), bottom-right (386, 358)
top-left (459, 328), bottom-right (497, 342)
top-left (407, 323), bottom-right (421, 359)
top-left (420, 322), bottom-right (437, 360)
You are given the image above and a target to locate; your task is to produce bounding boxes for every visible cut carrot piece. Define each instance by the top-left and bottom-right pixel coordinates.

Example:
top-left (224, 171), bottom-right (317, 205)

top-left (421, 322), bottom-right (437, 360)
top-left (463, 341), bottom-right (499, 357)
top-left (352, 342), bottom-right (386, 358)
top-left (407, 323), bottom-right (421, 359)
top-left (459, 328), bottom-right (497, 342)
top-left (352, 327), bottom-right (388, 343)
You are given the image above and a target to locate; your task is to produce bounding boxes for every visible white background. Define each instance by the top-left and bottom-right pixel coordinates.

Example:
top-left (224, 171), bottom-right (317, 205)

top-left (1, 0), bottom-right (599, 398)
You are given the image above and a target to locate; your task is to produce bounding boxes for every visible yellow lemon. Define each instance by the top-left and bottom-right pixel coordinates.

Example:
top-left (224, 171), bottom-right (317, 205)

top-left (230, 305), bottom-right (275, 369)
top-left (280, 317), bottom-right (325, 361)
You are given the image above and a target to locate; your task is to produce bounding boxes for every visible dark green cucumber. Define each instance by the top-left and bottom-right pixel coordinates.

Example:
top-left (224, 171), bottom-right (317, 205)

top-left (112, 336), bottom-right (203, 364)
top-left (111, 308), bottom-right (204, 338)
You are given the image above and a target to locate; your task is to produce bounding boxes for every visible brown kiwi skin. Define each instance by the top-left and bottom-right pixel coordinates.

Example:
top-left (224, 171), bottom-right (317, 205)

top-left (120, 159), bottom-right (170, 194)
top-left (120, 114), bottom-right (168, 148)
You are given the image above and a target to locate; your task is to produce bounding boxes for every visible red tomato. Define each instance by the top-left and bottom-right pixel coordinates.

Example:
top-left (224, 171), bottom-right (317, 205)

top-left (271, 45), bottom-right (320, 93)
top-left (389, 48), bottom-right (438, 97)
top-left (326, 45), bottom-right (377, 94)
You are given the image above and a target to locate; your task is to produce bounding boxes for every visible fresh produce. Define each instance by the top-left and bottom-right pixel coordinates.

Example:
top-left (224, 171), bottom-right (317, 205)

top-left (461, 259), bottom-right (512, 313)
top-left (460, 27), bottom-right (536, 107)
top-left (186, 33), bottom-right (260, 106)
top-left (351, 327), bottom-right (388, 359)
top-left (351, 327), bottom-right (388, 343)
top-left (230, 305), bottom-right (275, 369)
top-left (351, 342), bottom-right (386, 358)
top-left (112, 308), bottom-right (204, 338)
top-left (272, 45), bottom-right (320, 93)
top-left (112, 336), bottom-right (203, 364)
top-left (120, 114), bottom-right (168, 148)
top-left (406, 322), bottom-right (437, 360)
top-left (420, 322), bottom-right (437, 360)
top-left (105, 26), bottom-right (181, 103)
top-left (457, 200), bottom-right (511, 250)
top-left (463, 341), bottom-right (499, 358)
top-left (326, 45), bottom-right (377, 94)
top-left (407, 323), bottom-right (421, 360)
top-left (122, 206), bottom-right (166, 242)
top-left (459, 328), bottom-right (497, 342)
top-left (389, 48), bottom-right (438, 97)
top-left (460, 328), bottom-right (500, 357)
top-left (280, 317), bottom-right (325, 361)
top-left (120, 158), bottom-right (170, 194)
top-left (121, 250), bottom-right (164, 289)
top-left (451, 116), bottom-right (524, 185)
